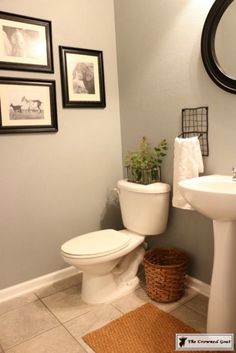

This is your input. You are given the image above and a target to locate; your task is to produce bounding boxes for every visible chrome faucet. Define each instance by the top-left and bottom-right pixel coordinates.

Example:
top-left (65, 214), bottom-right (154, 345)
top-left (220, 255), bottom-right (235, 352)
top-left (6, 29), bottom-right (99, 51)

top-left (232, 167), bottom-right (236, 181)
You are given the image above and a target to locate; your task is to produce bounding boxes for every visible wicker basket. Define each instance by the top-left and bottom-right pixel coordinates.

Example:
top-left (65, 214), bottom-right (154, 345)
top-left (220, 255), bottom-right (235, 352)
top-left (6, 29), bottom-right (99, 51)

top-left (143, 247), bottom-right (189, 303)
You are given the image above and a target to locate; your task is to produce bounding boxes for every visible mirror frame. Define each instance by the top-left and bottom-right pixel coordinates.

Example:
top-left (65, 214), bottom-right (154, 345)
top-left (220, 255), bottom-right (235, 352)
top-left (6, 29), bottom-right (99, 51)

top-left (201, 0), bottom-right (236, 94)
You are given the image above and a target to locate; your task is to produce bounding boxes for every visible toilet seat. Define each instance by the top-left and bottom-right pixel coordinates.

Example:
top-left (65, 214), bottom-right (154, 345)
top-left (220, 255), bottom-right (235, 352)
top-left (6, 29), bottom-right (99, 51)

top-left (61, 229), bottom-right (130, 258)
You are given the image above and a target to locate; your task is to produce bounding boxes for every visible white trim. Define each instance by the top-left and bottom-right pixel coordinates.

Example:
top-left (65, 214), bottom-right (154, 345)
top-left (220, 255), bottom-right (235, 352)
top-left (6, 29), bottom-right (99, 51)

top-left (186, 275), bottom-right (210, 297)
top-left (0, 266), bottom-right (79, 303)
top-left (0, 268), bottom-right (210, 303)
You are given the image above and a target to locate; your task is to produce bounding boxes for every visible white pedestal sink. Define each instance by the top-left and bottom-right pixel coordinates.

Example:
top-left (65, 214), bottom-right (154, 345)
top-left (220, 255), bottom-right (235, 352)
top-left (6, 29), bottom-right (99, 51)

top-left (178, 175), bottom-right (236, 334)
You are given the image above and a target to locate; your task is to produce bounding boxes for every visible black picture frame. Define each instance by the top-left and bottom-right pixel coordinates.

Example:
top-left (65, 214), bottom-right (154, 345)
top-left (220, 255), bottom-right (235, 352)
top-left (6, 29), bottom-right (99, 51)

top-left (0, 11), bottom-right (54, 73)
top-left (59, 46), bottom-right (106, 108)
top-left (0, 77), bottom-right (58, 133)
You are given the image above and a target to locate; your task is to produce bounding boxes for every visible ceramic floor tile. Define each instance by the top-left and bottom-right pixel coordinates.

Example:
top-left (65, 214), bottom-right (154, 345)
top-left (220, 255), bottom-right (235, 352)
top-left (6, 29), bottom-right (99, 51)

top-left (185, 294), bottom-right (209, 316)
top-left (35, 273), bottom-right (82, 299)
top-left (112, 286), bottom-right (198, 314)
top-left (0, 292), bottom-right (37, 317)
top-left (42, 285), bottom-right (94, 323)
top-left (65, 303), bottom-right (122, 339)
top-left (6, 326), bottom-right (86, 353)
top-left (111, 287), bottom-right (149, 313)
top-left (0, 300), bottom-right (59, 350)
top-left (170, 304), bottom-right (207, 332)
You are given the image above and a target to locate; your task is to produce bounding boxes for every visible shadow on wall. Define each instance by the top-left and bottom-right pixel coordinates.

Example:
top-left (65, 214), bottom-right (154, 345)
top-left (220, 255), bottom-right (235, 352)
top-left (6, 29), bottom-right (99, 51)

top-left (100, 189), bottom-right (124, 230)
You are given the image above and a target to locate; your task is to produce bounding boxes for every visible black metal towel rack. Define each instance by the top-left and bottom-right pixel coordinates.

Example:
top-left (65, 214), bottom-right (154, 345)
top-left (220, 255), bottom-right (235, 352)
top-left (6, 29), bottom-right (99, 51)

top-left (178, 106), bottom-right (209, 156)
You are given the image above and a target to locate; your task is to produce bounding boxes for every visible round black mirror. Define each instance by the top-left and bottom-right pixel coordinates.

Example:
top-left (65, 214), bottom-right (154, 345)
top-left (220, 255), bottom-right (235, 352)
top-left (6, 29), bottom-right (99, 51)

top-left (201, 0), bottom-right (236, 94)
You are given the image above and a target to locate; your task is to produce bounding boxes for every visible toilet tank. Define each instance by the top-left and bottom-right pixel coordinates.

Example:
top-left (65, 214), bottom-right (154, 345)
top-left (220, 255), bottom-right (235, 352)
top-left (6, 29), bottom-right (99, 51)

top-left (117, 180), bottom-right (171, 236)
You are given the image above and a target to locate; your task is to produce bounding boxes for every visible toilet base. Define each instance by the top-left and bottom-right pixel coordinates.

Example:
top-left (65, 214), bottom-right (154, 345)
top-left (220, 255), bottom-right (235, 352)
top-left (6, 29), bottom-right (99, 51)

top-left (81, 271), bottom-right (139, 304)
top-left (62, 235), bottom-right (146, 305)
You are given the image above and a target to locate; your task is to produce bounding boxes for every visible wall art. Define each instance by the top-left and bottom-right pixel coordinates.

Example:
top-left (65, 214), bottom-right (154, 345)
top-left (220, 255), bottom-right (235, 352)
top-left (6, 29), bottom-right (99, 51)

top-left (59, 46), bottom-right (106, 108)
top-left (0, 11), bottom-right (53, 72)
top-left (0, 77), bottom-right (58, 133)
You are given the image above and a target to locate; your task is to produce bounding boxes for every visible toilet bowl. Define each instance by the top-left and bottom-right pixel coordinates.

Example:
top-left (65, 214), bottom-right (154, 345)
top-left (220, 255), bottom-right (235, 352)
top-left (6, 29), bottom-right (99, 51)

top-left (61, 180), bottom-right (170, 304)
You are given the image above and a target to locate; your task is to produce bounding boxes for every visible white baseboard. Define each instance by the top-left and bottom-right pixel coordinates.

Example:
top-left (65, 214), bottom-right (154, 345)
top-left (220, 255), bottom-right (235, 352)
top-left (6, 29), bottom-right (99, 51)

top-left (0, 266), bottom-right (79, 303)
top-left (186, 275), bottom-right (210, 297)
top-left (0, 268), bottom-right (210, 303)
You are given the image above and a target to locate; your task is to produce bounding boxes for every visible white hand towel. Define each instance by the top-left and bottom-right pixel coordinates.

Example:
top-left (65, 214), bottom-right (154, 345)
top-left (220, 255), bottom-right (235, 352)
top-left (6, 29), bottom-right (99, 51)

top-left (172, 136), bottom-right (204, 210)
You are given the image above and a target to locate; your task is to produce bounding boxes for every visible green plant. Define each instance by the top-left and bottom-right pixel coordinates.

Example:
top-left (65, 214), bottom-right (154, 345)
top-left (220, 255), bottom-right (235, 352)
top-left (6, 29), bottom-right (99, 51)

top-left (125, 137), bottom-right (168, 184)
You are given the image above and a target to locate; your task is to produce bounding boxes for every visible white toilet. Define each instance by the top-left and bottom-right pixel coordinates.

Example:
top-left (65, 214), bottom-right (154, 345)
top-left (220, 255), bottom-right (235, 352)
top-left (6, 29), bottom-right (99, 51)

top-left (61, 179), bottom-right (170, 304)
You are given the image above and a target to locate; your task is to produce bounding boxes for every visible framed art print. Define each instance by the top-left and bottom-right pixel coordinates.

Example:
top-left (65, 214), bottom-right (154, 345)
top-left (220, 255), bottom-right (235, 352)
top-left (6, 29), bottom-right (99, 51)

top-left (0, 11), bottom-right (54, 72)
top-left (0, 77), bottom-right (58, 133)
top-left (59, 46), bottom-right (106, 108)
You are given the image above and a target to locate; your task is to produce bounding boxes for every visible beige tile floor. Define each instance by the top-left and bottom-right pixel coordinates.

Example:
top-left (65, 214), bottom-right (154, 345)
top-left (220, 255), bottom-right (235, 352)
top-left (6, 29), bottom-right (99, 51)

top-left (0, 273), bottom-right (209, 353)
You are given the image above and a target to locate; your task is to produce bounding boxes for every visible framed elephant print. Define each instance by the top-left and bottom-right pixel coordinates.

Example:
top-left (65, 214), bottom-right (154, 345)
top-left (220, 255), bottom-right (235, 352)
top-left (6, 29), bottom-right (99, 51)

top-left (59, 46), bottom-right (106, 108)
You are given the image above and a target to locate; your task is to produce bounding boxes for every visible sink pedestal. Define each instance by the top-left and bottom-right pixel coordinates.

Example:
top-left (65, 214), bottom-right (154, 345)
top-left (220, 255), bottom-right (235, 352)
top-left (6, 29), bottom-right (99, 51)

top-left (178, 175), bottom-right (236, 334)
top-left (207, 220), bottom-right (236, 334)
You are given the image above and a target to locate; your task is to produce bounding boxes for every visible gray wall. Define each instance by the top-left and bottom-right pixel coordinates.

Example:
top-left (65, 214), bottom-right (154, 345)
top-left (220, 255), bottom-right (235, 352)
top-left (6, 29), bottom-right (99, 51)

top-left (114, 0), bottom-right (236, 284)
top-left (0, 0), bottom-right (123, 289)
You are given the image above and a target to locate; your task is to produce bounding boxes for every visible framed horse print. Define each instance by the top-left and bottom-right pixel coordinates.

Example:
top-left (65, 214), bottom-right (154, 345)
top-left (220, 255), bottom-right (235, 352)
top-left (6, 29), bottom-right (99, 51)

top-left (0, 11), bottom-right (53, 72)
top-left (0, 77), bottom-right (58, 133)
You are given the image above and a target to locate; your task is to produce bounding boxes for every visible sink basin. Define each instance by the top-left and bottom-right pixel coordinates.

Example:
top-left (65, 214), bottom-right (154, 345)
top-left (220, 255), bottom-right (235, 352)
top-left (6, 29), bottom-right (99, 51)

top-left (178, 175), bottom-right (236, 221)
top-left (178, 174), bottom-right (236, 335)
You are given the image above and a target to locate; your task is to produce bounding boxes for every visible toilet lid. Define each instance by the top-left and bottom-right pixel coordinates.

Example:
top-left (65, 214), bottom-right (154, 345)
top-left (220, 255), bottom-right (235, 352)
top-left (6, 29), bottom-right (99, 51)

top-left (61, 229), bottom-right (130, 257)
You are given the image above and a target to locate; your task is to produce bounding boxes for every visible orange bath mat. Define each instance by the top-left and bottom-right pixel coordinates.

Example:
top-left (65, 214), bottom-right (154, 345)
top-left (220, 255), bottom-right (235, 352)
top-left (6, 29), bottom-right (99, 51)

top-left (83, 303), bottom-right (222, 353)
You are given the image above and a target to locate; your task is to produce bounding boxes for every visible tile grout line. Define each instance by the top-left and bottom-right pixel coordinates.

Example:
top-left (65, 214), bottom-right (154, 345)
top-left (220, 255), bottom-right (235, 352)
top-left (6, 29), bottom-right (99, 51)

top-left (36, 292), bottom-right (90, 352)
top-left (0, 279), bottom-right (82, 319)
top-left (60, 321), bottom-right (88, 353)
top-left (36, 291), bottom-right (127, 352)
top-left (174, 292), bottom-right (209, 317)
top-left (2, 293), bottom-right (87, 353)
top-left (33, 282), bottom-right (82, 300)
top-left (60, 303), bottom-right (125, 353)
top-left (0, 343), bottom-right (4, 353)
top-left (36, 285), bottom-right (104, 326)
top-left (110, 302), bottom-right (127, 315)
top-left (183, 304), bottom-right (208, 318)
top-left (42, 291), bottom-right (98, 352)
top-left (4, 325), bottom-right (61, 352)
top-left (0, 297), bottom-right (38, 319)
top-left (35, 287), bottom-right (94, 323)
top-left (36, 294), bottom-right (62, 325)
top-left (0, 294), bottom-right (61, 352)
